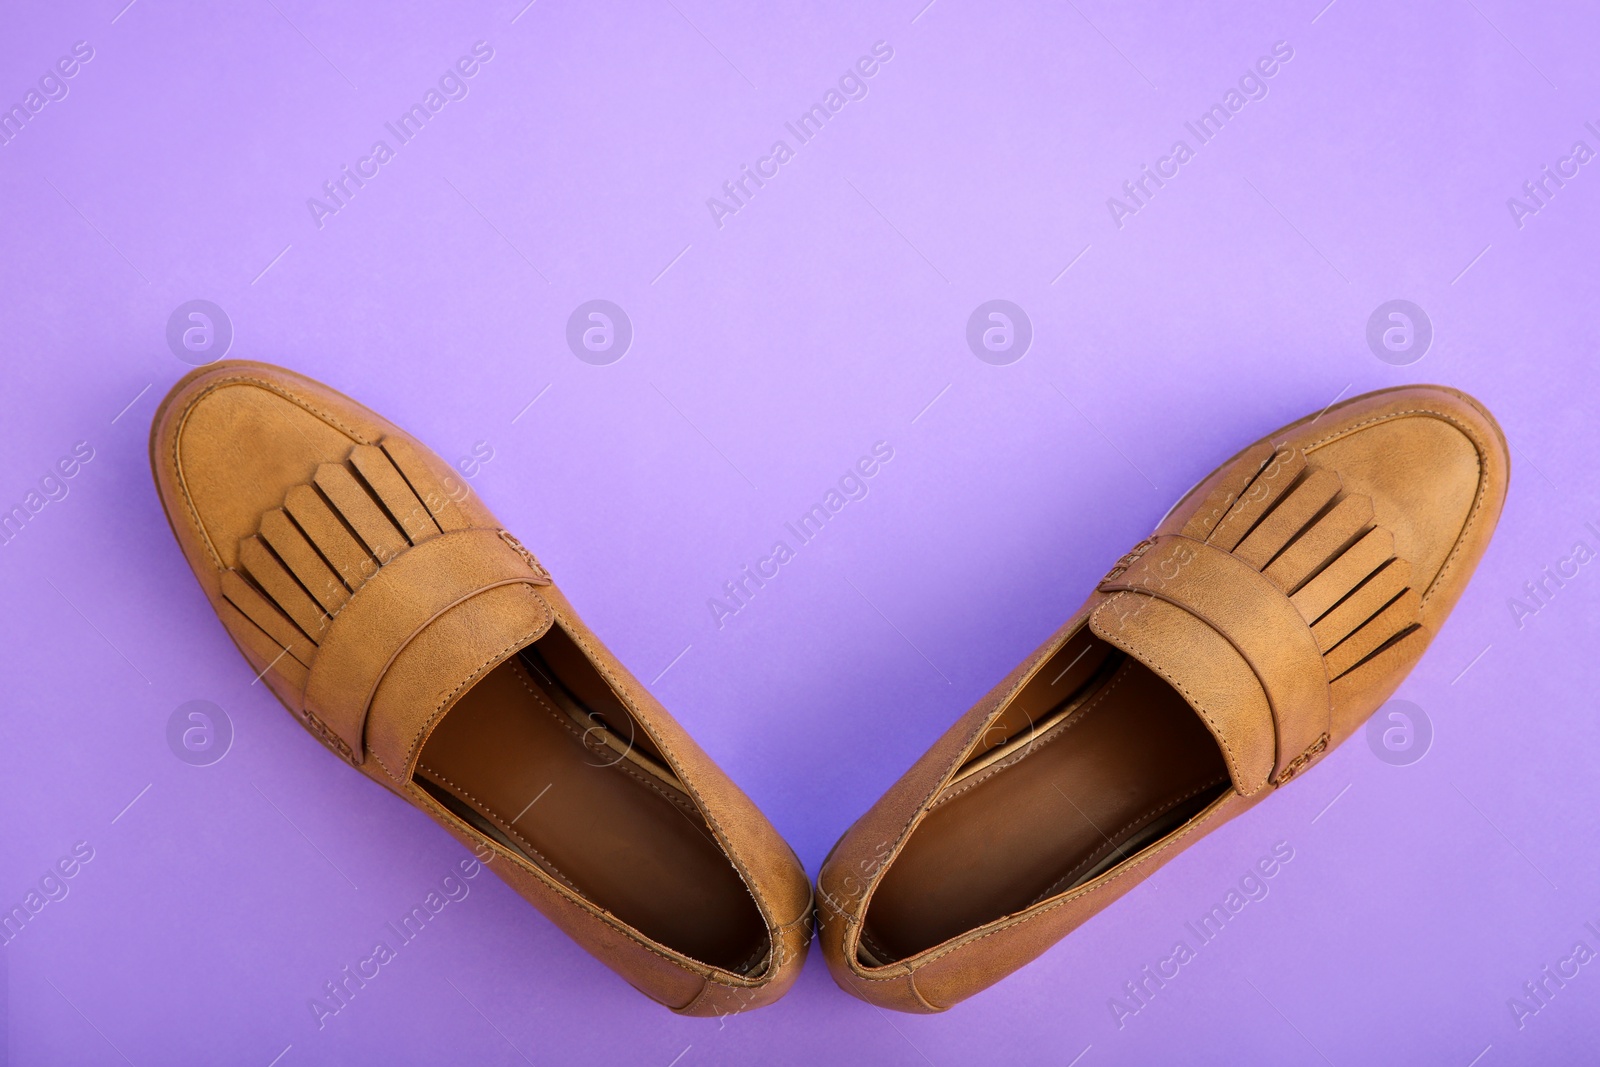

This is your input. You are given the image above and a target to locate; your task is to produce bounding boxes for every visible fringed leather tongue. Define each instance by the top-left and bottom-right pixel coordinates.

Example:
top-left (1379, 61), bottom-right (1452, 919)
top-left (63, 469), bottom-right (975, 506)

top-left (216, 439), bottom-right (553, 766)
top-left (1090, 443), bottom-right (1423, 795)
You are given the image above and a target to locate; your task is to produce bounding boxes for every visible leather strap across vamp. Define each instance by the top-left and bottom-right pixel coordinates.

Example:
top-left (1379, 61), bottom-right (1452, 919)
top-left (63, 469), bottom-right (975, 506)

top-left (1092, 441), bottom-right (1426, 796)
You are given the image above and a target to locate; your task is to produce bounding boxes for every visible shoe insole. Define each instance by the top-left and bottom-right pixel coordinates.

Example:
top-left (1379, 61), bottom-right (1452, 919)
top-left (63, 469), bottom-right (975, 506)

top-left (860, 639), bottom-right (1229, 963)
top-left (414, 627), bottom-right (768, 973)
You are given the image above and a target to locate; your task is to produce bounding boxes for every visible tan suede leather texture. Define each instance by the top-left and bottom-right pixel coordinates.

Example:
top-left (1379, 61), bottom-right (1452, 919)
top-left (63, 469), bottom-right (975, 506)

top-left (817, 384), bottom-right (1508, 1012)
top-left (150, 361), bottom-right (812, 1015)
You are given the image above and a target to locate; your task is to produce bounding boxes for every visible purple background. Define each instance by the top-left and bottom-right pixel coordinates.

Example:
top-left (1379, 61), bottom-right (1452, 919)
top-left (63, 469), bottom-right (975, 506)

top-left (2, 0), bottom-right (1598, 1063)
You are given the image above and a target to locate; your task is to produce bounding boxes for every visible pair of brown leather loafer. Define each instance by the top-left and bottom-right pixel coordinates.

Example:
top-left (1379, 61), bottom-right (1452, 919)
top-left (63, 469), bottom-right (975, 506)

top-left (150, 362), bottom-right (1507, 1013)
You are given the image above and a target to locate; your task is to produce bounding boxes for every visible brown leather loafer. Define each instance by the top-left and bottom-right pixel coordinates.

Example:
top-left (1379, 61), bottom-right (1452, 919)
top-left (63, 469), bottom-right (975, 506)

top-left (150, 361), bottom-right (811, 1014)
top-left (817, 385), bottom-right (1508, 1012)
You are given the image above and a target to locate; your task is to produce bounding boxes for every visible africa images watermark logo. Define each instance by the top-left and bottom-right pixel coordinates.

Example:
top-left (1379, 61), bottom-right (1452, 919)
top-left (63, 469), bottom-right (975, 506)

top-left (308, 852), bottom-right (488, 1029)
top-left (966, 300), bottom-right (1033, 365)
top-left (166, 299), bottom-right (234, 366)
top-left (1365, 299), bottom-right (1432, 366)
top-left (1365, 699), bottom-right (1432, 766)
top-left (0, 40), bottom-right (95, 149)
top-left (1507, 521), bottom-right (1600, 630)
top-left (0, 841), bottom-right (95, 946)
top-left (1505, 120), bottom-right (1600, 230)
top-left (0, 440), bottom-right (95, 550)
top-left (1108, 841), bottom-right (1295, 1029)
top-left (305, 42), bottom-right (496, 230)
top-left (166, 700), bottom-right (234, 767)
top-left (1105, 41), bottom-right (1295, 229)
top-left (1506, 919), bottom-right (1600, 1032)
top-left (565, 300), bottom-right (633, 365)
top-left (706, 441), bottom-right (895, 629)
top-left (704, 41), bottom-right (896, 229)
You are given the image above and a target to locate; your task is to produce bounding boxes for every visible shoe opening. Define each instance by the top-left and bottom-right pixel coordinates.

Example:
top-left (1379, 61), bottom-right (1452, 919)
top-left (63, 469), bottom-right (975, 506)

top-left (857, 630), bottom-right (1229, 964)
top-left (414, 623), bottom-right (770, 974)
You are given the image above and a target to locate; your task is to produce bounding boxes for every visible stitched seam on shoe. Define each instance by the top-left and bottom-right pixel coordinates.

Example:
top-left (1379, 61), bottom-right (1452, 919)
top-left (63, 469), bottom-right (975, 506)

top-left (926, 662), bottom-right (1130, 810)
top-left (1098, 593), bottom-right (1258, 796)
top-left (169, 373), bottom-right (374, 571)
top-left (857, 776), bottom-right (1228, 973)
top-left (905, 973), bottom-right (943, 1012)
top-left (1027, 775), bottom-right (1229, 906)
top-left (835, 626), bottom-right (1089, 977)
top-left (544, 601), bottom-right (778, 939)
top-left (682, 953), bottom-right (788, 1013)
top-left (508, 659), bottom-right (700, 816)
top-left (680, 980), bottom-right (736, 1016)
top-left (371, 595), bottom-right (547, 783)
top-left (731, 936), bottom-right (770, 976)
top-left (1301, 407), bottom-right (1491, 608)
top-left (397, 592), bottom-right (773, 988)
top-left (860, 928), bottom-right (897, 964)
top-left (404, 784), bottom-right (758, 987)
top-left (415, 763), bottom-right (585, 894)
top-left (853, 794), bottom-right (1231, 977)
top-left (544, 599), bottom-right (792, 989)
top-left (928, 803), bottom-right (1209, 957)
